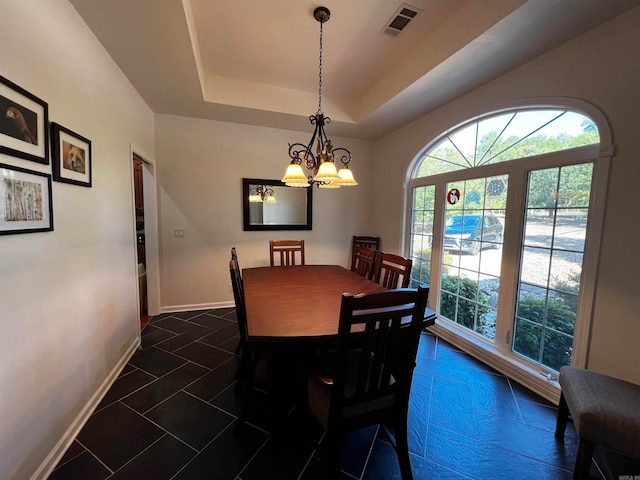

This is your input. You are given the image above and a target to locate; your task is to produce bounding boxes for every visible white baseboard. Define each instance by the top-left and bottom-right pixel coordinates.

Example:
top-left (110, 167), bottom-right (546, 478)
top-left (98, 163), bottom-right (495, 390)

top-left (429, 323), bottom-right (561, 405)
top-left (161, 301), bottom-right (235, 313)
top-left (31, 336), bottom-right (140, 480)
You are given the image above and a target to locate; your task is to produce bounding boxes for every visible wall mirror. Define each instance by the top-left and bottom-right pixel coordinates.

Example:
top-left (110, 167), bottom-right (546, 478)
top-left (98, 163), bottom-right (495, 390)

top-left (242, 178), bottom-right (313, 231)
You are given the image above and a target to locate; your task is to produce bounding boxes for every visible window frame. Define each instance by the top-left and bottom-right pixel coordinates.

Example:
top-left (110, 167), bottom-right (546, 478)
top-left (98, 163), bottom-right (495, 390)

top-left (403, 99), bottom-right (613, 402)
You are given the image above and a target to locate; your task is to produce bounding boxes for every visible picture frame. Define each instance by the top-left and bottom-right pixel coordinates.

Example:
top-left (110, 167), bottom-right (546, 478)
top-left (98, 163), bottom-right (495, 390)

top-left (0, 162), bottom-right (53, 235)
top-left (51, 122), bottom-right (92, 187)
top-left (0, 76), bottom-right (49, 165)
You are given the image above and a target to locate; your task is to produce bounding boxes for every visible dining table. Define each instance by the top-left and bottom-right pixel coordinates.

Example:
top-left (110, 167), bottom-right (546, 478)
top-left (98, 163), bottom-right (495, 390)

top-left (243, 264), bottom-right (436, 343)
top-left (241, 264), bottom-right (436, 433)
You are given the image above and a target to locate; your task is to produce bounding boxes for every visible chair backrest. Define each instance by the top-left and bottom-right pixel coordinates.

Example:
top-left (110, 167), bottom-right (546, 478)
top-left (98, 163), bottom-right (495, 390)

top-left (351, 246), bottom-right (377, 280)
top-left (330, 285), bottom-right (429, 427)
top-left (229, 257), bottom-right (248, 342)
top-left (373, 252), bottom-right (412, 288)
top-left (350, 236), bottom-right (380, 270)
top-left (231, 247), bottom-right (239, 269)
top-left (270, 240), bottom-right (305, 266)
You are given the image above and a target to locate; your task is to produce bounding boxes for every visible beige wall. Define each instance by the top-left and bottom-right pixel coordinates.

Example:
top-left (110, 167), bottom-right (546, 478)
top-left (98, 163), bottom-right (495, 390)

top-left (154, 114), bottom-right (373, 310)
top-left (0, 1), bottom-right (155, 479)
top-left (2, 1), bottom-right (640, 478)
top-left (370, 7), bottom-right (640, 384)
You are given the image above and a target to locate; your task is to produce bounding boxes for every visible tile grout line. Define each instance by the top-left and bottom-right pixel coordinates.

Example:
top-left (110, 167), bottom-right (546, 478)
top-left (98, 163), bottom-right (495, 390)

top-left (234, 434), bottom-right (271, 480)
top-left (73, 438), bottom-right (114, 477)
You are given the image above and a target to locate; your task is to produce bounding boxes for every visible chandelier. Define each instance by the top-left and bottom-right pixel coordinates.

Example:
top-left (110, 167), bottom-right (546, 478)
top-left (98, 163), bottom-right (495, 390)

top-left (248, 184), bottom-right (277, 203)
top-left (281, 6), bottom-right (357, 189)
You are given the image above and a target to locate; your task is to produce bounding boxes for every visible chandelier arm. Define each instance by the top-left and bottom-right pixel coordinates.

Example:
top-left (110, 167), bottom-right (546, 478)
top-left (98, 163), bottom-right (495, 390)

top-left (318, 118), bottom-right (331, 150)
top-left (332, 147), bottom-right (352, 166)
top-left (288, 142), bottom-right (314, 162)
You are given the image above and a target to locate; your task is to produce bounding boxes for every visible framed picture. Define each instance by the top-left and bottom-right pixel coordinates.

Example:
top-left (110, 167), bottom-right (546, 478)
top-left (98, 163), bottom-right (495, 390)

top-left (0, 76), bottom-right (49, 165)
top-left (0, 162), bottom-right (53, 235)
top-left (51, 122), bottom-right (92, 187)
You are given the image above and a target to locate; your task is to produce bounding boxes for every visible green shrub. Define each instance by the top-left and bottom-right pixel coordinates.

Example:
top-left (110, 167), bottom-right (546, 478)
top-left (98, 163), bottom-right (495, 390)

top-left (411, 248), bottom-right (452, 286)
top-left (440, 275), bottom-right (490, 332)
top-left (514, 294), bottom-right (576, 371)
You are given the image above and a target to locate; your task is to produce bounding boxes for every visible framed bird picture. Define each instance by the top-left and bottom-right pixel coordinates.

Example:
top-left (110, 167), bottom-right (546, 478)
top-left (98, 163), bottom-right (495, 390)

top-left (0, 76), bottom-right (49, 165)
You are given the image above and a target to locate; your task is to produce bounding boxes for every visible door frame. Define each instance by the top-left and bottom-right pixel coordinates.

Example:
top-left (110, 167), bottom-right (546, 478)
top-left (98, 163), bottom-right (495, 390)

top-left (130, 145), bottom-right (160, 317)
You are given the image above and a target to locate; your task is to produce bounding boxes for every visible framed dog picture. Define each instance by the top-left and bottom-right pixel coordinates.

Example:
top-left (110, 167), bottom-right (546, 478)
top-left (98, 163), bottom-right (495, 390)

top-left (51, 122), bottom-right (92, 187)
top-left (0, 76), bottom-right (49, 165)
top-left (0, 162), bottom-right (53, 235)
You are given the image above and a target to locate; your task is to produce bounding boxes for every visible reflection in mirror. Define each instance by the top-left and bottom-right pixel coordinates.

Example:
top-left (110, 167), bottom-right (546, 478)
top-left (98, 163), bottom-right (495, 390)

top-left (243, 178), bottom-right (312, 231)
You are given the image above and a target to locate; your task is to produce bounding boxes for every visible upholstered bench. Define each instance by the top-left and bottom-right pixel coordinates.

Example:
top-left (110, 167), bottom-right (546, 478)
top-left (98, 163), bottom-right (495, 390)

top-left (555, 366), bottom-right (640, 479)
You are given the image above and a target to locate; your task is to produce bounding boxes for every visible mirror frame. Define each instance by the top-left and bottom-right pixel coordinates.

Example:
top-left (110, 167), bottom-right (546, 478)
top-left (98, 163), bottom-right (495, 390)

top-left (242, 178), bottom-right (313, 231)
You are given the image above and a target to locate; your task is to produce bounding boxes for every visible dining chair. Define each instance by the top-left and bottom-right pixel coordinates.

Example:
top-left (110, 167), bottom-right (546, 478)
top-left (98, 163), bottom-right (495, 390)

top-left (269, 240), bottom-right (305, 266)
top-left (372, 252), bottom-right (413, 288)
top-left (229, 257), bottom-right (266, 424)
top-left (307, 285), bottom-right (430, 479)
top-left (230, 247), bottom-right (244, 356)
top-left (350, 246), bottom-right (377, 280)
top-left (350, 235), bottom-right (380, 271)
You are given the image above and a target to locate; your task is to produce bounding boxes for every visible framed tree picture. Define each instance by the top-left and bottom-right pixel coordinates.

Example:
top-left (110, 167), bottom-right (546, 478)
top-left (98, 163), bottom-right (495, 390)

top-left (51, 122), bottom-right (92, 187)
top-left (0, 76), bottom-right (49, 165)
top-left (0, 162), bottom-right (53, 235)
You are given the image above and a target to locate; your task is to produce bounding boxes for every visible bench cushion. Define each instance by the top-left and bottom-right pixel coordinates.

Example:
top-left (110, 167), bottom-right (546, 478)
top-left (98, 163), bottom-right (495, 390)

top-left (559, 366), bottom-right (640, 458)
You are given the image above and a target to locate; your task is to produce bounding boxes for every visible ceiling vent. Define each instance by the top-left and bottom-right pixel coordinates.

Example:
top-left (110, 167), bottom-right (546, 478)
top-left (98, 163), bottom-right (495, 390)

top-left (383, 4), bottom-right (422, 37)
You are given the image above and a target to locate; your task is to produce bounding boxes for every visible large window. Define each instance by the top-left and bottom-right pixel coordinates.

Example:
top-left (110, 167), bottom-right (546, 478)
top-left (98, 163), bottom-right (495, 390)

top-left (407, 106), bottom-right (608, 384)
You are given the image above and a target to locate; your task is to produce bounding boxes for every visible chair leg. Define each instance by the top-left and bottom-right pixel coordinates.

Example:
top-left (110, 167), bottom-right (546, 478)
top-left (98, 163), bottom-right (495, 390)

top-left (394, 413), bottom-right (414, 480)
top-left (324, 429), bottom-right (341, 478)
top-left (234, 349), bottom-right (251, 381)
top-left (235, 338), bottom-right (244, 357)
top-left (572, 438), bottom-right (595, 480)
top-left (555, 392), bottom-right (570, 439)
top-left (236, 351), bottom-right (256, 427)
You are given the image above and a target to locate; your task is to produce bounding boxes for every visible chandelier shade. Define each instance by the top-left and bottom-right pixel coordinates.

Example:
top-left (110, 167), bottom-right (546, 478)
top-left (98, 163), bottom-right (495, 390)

top-left (281, 6), bottom-right (357, 189)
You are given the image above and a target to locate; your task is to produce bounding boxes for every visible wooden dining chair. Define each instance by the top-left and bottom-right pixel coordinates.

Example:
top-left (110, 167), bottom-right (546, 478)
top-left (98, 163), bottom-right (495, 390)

top-left (350, 246), bottom-right (377, 280)
top-left (373, 252), bottom-right (413, 288)
top-left (350, 235), bottom-right (380, 271)
top-left (307, 285), bottom-right (430, 479)
top-left (230, 247), bottom-right (244, 356)
top-left (229, 257), bottom-right (266, 425)
top-left (269, 240), bottom-right (305, 266)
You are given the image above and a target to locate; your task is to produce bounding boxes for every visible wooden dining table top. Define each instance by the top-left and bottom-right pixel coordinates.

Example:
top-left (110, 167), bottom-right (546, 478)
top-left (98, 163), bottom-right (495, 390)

top-left (243, 264), bottom-right (435, 342)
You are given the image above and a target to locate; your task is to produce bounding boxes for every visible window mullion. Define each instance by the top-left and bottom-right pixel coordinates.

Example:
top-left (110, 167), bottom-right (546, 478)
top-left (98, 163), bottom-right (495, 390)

top-left (493, 165), bottom-right (527, 354)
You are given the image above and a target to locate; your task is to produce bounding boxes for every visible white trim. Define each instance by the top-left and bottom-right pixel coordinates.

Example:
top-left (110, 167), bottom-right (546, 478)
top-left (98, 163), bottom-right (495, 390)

top-left (571, 147), bottom-right (613, 368)
top-left (32, 337), bottom-right (140, 480)
top-left (161, 301), bottom-right (235, 313)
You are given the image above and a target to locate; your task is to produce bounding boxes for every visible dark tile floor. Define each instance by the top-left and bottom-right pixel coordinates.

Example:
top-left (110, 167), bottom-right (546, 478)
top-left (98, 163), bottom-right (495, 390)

top-left (49, 308), bottom-right (638, 480)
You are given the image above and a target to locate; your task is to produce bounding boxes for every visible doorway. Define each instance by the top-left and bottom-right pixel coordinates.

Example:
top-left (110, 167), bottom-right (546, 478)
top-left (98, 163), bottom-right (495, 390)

top-left (133, 156), bottom-right (150, 329)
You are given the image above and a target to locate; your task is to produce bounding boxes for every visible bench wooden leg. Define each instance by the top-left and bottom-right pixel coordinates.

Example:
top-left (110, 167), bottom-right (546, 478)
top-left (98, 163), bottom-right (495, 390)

top-left (573, 438), bottom-right (595, 480)
top-left (555, 392), bottom-right (570, 438)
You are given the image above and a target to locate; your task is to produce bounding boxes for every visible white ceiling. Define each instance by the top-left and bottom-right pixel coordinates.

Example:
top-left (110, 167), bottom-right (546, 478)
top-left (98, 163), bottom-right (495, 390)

top-left (70, 0), bottom-right (638, 140)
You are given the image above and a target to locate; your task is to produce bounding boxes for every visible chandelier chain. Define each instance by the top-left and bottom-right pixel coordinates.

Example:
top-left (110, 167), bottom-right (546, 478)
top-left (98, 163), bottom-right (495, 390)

top-left (317, 20), bottom-right (323, 115)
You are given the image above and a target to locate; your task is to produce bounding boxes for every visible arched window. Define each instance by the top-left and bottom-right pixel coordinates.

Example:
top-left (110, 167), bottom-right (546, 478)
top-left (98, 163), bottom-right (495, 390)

top-left (406, 102), bottom-right (611, 396)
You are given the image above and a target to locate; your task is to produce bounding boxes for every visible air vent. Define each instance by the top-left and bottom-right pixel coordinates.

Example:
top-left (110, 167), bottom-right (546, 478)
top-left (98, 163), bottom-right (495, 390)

top-left (383, 4), bottom-right (422, 36)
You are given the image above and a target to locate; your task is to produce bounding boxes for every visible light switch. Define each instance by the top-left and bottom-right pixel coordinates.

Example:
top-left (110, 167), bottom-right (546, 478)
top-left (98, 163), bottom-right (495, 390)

top-left (174, 228), bottom-right (184, 238)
